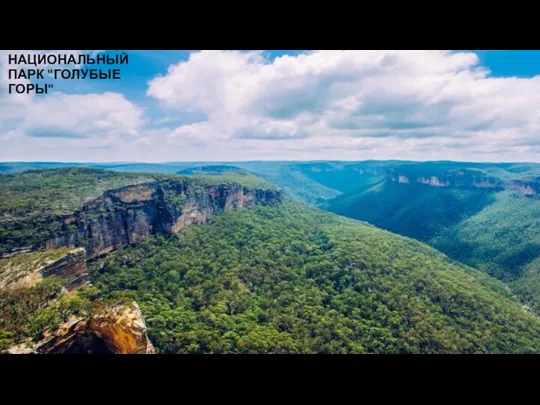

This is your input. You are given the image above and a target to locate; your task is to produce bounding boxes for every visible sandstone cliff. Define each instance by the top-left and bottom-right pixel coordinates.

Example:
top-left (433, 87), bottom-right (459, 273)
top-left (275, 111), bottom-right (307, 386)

top-left (0, 247), bottom-right (88, 290)
top-left (2, 174), bottom-right (281, 355)
top-left (507, 178), bottom-right (540, 196)
top-left (8, 300), bottom-right (154, 354)
top-left (388, 169), bottom-right (538, 196)
top-left (22, 301), bottom-right (155, 354)
top-left (1, 248), bottom-right (154, 355)
top-left (45, 179), bottom-right (283, 259)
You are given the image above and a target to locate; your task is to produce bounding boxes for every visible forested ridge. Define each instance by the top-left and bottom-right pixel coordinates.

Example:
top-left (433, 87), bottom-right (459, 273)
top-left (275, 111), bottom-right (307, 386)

top-left (3, 165), bottom-right (540, 354)
top-left (89, 201), bottom-right (540, 354)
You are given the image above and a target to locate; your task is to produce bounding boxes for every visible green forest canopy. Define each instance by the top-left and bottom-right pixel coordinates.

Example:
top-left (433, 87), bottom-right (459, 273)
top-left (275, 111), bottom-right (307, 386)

top-left (90, 201), bottom-right (540, 354)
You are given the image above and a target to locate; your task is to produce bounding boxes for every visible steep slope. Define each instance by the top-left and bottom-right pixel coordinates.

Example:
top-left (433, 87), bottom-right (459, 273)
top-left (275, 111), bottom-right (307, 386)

top-left (4, 160), bottom-right (540, 205)
top-left (1, 167), bottom-right (282, 354)
top-left (0, 248), bottom-right (154, 354)
top-left (0, 161), bottom-right (400, 205)
top-left (0, 246), bottom-right (88, 290)
top-left (324, 164), bottom-right (540, 313)
top-left (90, 201), bottom-right (540, 354)
top-left (0, 168), bottom-right (155, 255)
top-left (1, 168), bottom-right (281, 257)
top-left (325, 180), bottom-right (496, 242)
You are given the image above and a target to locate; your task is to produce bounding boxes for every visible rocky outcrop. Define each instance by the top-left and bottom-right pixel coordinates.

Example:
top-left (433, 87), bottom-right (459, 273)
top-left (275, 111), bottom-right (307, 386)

top-left (508, 179), bottom-right (540, 196)
top-left (388, 170), bottom-right (509, 192)
top-left (417, 176), bottom-right (452, 187)
top-left (86, 301), bottom-right (155, 354)
top-left (2, 247), bottom-right (155, 355)
top-left (388, 170), bottom-right (540, 197)
top-left (397, 175), bottom-right (410, 184)
top-left (10, 301), bottom-right (155, 354)
top-left (0, 247), bottom-right (88, 290)
top-left (387, 169), bottom-right (540, 196)
top-left (41, 248), bottom-right (88, 289)
top-left (45, 179), bottom-right (282, 259)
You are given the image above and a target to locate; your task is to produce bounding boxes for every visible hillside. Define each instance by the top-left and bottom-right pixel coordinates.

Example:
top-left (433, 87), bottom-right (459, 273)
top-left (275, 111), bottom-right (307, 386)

top-left (0, 161), bottom-right (399, 204)
top-left (89, 200), bottom-right (540, 354)
top-left (4, 164), bottom-right (540, 354)
top-left (0, 167), bottom-right (280, 353)
top-left (0, 167), bottom-right (280, 256)
top-left (324, 163), bottom-right (540, 313)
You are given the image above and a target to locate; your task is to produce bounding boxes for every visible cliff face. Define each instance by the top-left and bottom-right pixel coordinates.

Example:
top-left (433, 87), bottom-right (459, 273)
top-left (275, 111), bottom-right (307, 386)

top-left (86, 301), bottom-right (155, 354)
top-left (10, 301), bottom-right (155, 354)
top-left (45, 180), bottom-right (282, 259)
top-left (389, 170), bottom-right (539, 196)
top-left (508, 179), bottom-right (540, 196)
top-left (390, 170), bottom-right (504, 189)
top-left (2, 247), bottom-right (155, 355)
top-left (3, 175), bottom-right (279, 355)
top-left (0, 247), bottom-right (88, 290)
top-left (41, 248), bottom-right (88, 290)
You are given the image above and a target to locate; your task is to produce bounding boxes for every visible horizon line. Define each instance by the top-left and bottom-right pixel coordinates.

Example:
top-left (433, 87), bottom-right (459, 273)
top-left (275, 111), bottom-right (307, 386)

top-left (2, 158), bottom-right (540, 165)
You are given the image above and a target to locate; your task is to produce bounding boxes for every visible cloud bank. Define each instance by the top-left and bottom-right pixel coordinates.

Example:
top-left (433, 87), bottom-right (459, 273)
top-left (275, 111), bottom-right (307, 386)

top-left (2, 50), bottom-right (540, 161)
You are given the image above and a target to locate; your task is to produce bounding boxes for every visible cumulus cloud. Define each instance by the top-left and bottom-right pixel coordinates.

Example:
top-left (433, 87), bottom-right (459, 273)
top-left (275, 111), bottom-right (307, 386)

top-left (145, 50), bottom-right (540, 161)
top-left (3, 50), bottom-right (540, 162)
top-left (0, 50), bottom-right (143, 156)
top-left (23, 92), bottom-right (142, 139)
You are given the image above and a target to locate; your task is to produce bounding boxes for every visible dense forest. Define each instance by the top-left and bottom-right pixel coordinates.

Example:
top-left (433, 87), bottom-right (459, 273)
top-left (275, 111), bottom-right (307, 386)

top-left (3, 163), bottom-right (540, 354)
top-left (0, 167), bottom-right (275, 255)
top-left (89, 201), bottom-right (540, 354)
top-left (0, 276), bottom-right (100, 351)
top-left (324, 178), bottom-right (540, 313)
top-left (0, 168), bottom-right (155, 254)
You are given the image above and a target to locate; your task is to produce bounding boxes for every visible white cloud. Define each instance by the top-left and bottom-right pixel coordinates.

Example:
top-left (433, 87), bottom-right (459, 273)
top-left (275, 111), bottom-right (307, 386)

top-left (145, 50), bottom-right (540, 161)
top-left (23, 92), bottom-right (142, 139)
top-left (0, 50), bottom-right (143, 156)
top-left (3, 50), bottom-right (540, 162)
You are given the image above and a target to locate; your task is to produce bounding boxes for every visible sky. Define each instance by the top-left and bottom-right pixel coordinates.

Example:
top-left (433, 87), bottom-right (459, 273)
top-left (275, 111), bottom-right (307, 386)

top-left (1, 50), bottom-right (540, 163)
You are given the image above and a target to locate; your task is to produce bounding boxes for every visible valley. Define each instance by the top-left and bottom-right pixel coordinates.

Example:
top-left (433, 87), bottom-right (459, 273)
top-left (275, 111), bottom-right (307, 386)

top-left (2, 161), bottom-right (540, 354)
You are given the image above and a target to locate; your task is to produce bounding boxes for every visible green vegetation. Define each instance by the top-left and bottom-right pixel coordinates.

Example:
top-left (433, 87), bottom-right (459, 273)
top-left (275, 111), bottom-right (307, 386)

top-left (0, 167), bottom-right (155, 216)
top-left (0, 278), bottom-right (97, 350)
top-left (185, 162), bottom-right (342, 204)
top-left (430, 190), bottom-right (540, 282)
top-left (0, 167), bottom-right (279, 255)
top-left (90, 201), bottom-right (540, 354)
top-left (191, 171), bottom-right (277, 189)
top-left (0, 168), bottom-right (155, 254)
top-left (4, 161), bottom-right (540, 354)
top-left (3, 160), bottom-right (540, 205)
top-left (0, 246), bottom-right (77, 288)
top-left (325, 181), bottom-right (496, 242)
top-left (513, 259), bottom-right (540, 314)
top-left (325, 178), bottom-right (540, 314)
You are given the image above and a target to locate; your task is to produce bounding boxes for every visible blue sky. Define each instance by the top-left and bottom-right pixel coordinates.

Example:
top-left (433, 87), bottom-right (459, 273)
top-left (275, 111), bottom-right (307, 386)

top-left (50, 50), bottom-right (313, 129)
top-left (472, 50), bottom-right (540, 77)
top-left (1, 50), bottom-right (540, 162)
top-left (58, 50), bottom-right (540, 96)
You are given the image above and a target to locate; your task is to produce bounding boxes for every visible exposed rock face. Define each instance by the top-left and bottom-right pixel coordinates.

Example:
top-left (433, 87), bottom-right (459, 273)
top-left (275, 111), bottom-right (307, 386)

top-left (41, 248), bottom-right (88, 290)
top-left (389, 170), bottom-right (540, 197)
top-left (387, 169), bottom-right (504, 189)
top-left (45, 180), bottom-right (282, 259)
top-left (12, 301), bottom-right (155, 354)
top-left (508, 179), bottom-right (539, 196)
top-left (0, 247), bottom-right (88, 290)
top-left (2, 247), bottom-right (155, 355)
top-left (398, 175), bottom-right (410, 184)
top-left (418, 176), bottom-right (452, 187)
top-left (86, 301), bottom-right (155, 354)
